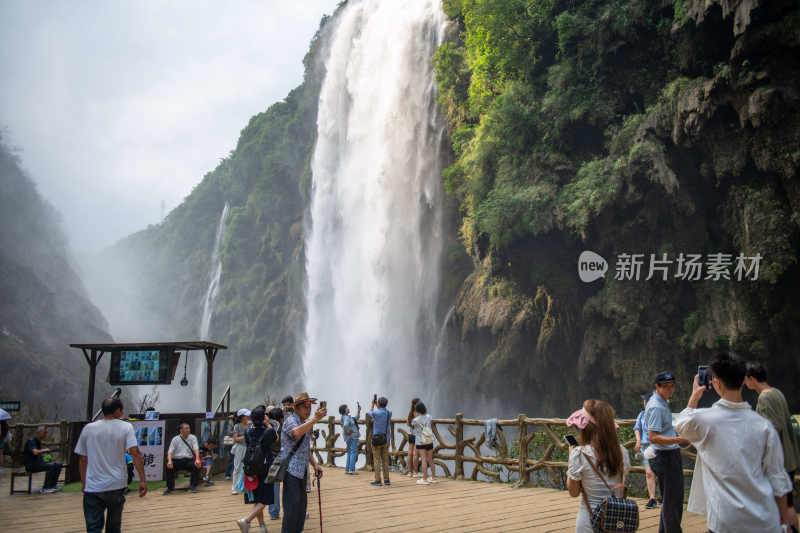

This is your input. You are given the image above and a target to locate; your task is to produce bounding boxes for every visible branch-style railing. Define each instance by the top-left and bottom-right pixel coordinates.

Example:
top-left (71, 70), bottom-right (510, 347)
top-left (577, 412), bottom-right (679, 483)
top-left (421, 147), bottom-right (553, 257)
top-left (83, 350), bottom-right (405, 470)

top-left (310, 413), bottom-right (698, 487)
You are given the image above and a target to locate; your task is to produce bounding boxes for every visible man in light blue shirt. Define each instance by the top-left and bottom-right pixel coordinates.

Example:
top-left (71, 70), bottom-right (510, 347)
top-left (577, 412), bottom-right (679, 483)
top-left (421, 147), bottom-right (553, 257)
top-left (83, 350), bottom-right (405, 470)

top-left (367, 396), bottom-right (392, 486)
top-left (634, 393), bottom-right (657, 509)
top-left (645, 371), bottom-right (689, 533)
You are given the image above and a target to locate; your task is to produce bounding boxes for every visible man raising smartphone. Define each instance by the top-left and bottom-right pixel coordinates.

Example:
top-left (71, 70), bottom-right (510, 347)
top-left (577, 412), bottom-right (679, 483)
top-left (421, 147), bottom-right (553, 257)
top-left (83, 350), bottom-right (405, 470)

top-left (75, 397), bottom-right (147, 533)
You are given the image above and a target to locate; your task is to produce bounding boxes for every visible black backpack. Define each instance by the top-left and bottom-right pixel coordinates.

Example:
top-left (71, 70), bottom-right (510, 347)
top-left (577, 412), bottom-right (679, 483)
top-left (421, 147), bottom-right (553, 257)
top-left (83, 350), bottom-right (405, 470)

top-left (243, 428), bottom-right (269, 477)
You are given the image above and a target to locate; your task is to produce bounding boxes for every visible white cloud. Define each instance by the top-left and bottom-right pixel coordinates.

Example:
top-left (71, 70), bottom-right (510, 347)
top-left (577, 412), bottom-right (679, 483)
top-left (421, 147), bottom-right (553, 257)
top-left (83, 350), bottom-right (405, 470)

top-left (0, 0), bottom-right (339, 252)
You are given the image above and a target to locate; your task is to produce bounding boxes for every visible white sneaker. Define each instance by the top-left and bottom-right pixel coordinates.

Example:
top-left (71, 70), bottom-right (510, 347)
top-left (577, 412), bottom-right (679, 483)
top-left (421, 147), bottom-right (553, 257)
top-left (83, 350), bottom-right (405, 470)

top-left (259, 525), bottom-right (268, 533)
top-left (429, 478), bottom-right (440, 483)
top-left (236, 518), bottom-right (250, 533)
top-left (414, 472), bottom-right (423, 478)
top-left (416, 479), bottom-right (430, 485)
top-left (232, 490), bottom-right (238, 495)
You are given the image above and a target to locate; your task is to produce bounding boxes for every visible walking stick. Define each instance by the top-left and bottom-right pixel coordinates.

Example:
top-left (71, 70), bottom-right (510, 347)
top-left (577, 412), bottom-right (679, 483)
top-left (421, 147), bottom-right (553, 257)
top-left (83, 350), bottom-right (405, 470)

top-left (316, 471), bottom-right (323, 533)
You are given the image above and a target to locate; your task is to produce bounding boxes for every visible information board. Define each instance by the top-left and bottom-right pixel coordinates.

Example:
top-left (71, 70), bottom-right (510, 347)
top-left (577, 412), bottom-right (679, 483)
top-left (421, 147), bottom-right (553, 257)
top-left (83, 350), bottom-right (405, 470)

top-left (131, 420), bottom-right (165, 481)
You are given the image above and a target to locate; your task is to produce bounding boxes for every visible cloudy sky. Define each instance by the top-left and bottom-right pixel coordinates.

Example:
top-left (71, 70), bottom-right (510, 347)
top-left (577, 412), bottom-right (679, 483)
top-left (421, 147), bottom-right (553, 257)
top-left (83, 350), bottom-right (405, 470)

top-left (0, 0), bottom-right (340, 252)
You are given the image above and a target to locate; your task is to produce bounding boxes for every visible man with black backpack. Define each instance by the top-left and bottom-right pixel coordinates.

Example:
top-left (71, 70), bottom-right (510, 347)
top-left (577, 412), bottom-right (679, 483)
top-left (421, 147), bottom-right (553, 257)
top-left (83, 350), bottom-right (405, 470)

top-left (163, 423), bottom-right (202, 495)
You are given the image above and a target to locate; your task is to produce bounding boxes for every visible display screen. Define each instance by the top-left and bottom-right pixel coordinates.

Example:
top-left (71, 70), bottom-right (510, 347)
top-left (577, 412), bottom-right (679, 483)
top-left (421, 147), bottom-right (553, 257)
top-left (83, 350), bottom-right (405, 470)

top-left (109, 349), bottom-right (171, 384)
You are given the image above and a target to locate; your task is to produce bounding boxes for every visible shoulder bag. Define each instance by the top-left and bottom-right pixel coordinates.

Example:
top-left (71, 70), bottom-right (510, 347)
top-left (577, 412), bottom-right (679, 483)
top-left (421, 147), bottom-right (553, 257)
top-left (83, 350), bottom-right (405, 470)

top-left (265, 432), bottom-right (306, 484)
top-left (580, 451), bottom-right (639, 533)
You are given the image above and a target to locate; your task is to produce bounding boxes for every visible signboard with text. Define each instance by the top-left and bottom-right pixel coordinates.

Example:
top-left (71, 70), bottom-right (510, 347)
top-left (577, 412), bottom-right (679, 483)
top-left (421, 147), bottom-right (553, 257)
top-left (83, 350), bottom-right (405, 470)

top-left (131, 420), bottom-right (165, 481)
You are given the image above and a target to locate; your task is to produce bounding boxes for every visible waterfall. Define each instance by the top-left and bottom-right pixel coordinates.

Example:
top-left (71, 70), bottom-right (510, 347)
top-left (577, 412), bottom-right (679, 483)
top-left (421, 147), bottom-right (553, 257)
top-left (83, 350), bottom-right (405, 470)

top-left (303, 0), bottom-right (449, 409)
top-left (194, 202), bottom-right (230, 404)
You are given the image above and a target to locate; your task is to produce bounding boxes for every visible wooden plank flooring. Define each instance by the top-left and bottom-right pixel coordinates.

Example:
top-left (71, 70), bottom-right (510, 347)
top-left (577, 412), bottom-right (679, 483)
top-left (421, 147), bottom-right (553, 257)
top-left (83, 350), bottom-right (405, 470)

top-left (0, 468), bottom-right (708, 532)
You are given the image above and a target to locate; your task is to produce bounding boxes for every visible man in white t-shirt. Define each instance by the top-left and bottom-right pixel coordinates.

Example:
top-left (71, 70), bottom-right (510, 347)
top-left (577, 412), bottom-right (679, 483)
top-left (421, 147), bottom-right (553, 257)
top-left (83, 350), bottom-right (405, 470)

top-left (675, 353), bottom-right (795, 533)
top-left (75, 397), bottom-right (146, 533)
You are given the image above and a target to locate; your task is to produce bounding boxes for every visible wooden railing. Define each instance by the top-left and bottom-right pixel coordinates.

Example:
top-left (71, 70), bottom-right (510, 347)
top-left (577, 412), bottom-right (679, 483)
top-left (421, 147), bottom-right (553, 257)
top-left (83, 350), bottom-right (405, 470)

top-left (310, 413), bottom-right (698, 487)
top-left (6, 422), bottom-right (72, 467)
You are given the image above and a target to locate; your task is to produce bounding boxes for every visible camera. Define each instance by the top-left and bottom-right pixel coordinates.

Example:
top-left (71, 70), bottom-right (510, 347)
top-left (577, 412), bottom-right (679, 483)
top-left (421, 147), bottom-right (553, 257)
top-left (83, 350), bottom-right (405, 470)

top-left (312, 429), bottom-right (320, 439)
top-left (698, 365), bottom-right (712, 390)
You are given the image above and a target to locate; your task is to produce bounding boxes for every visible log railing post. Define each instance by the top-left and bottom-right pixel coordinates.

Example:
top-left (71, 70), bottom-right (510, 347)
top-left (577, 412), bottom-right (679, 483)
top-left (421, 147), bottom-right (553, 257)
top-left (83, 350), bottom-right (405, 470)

top-left (516, 414), bottom-right (530, 487)
top-left (326, 416), bottom-right (336, 467)
top-left (59, 420), bottom-right (69, 464)
top-left (454, 413), bottom-right (465, 479)
top-left (12, 425), bottom-right (24, 466)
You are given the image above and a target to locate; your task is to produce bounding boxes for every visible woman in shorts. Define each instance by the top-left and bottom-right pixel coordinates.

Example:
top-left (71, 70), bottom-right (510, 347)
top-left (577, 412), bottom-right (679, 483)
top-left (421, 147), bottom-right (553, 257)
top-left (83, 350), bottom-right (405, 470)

top-left (413, 402), bottom-right (437, 485)
top-left (406, 398), bottom-right (420, 477)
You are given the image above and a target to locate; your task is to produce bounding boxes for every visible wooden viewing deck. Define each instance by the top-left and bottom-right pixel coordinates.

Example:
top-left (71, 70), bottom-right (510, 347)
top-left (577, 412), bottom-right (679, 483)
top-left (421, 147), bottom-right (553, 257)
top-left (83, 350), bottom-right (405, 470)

top-left (0, 468), bottom-right (710, 532)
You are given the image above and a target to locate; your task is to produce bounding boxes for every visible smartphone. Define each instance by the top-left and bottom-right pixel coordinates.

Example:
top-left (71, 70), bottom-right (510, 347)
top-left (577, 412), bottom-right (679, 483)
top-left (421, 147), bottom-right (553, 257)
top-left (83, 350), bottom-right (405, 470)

top-left (373, 393), bottom-right (377, 402)
top-left (564, 434), bottom-right (578, 447)
top-left (320, 400), bottom-right (327, 410)
top-left (698, 365), bottom-right (711, 390)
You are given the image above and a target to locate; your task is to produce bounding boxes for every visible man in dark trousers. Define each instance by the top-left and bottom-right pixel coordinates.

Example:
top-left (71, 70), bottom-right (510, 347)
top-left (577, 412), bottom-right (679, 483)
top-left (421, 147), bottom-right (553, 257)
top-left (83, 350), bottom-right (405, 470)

top-left (645, 371), bottom-right (689, 533)
top-left (23, 426), bottom-right (63, 493)
top-left (75, 397), bottom-right (147, 533)
top-left (163, 422), bottom-right (202, 494)
top-left (277, 392), bottom-right (326, 533)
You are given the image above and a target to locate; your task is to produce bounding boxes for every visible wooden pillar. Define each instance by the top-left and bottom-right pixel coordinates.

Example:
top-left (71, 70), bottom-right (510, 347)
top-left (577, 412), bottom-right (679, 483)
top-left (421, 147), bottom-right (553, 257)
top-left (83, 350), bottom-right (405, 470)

top-left (204, 348), bottom-right (217, 413)
top-left (454, 413), bottom-right (465, 479)
top-left (326, 416), bottom-right (336, 467)
top-left (59, 420), bottom-right (68, 463)
top-left (12, 424), bottom-right (24, 465)
top-left (517, 414), bottom-right (530, 487)
top-left (84, 349), bottom-right (104, 420)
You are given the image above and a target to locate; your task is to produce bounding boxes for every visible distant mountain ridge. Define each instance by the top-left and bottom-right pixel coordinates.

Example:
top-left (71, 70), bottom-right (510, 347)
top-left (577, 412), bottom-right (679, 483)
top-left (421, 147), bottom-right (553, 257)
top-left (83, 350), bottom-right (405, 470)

top-left (0, 137), bottom-right (114, 420)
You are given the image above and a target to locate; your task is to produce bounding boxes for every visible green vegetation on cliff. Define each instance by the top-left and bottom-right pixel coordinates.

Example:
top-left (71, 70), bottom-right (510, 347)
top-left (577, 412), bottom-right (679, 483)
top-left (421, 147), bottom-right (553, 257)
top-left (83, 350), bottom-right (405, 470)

top-left (98, 13), bottom-right (339, 405)
top-left (434, 0), bottom-right (800, 415)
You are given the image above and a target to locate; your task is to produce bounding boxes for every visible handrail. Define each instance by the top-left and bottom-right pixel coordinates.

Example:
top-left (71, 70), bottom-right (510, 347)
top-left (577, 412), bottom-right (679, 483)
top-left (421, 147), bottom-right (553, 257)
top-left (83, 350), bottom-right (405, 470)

top-left (308, 413), bottom-right (701, 487)
top-left (214, 385), bottom-right (231, 415)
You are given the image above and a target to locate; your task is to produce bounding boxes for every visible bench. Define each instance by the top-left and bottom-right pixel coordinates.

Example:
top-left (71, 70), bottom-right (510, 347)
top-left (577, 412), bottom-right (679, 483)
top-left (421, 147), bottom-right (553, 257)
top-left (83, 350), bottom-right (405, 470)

top-left (9, 466), bottom-right (68, 495)
top-left (10, 471), bottom-right (33, 495)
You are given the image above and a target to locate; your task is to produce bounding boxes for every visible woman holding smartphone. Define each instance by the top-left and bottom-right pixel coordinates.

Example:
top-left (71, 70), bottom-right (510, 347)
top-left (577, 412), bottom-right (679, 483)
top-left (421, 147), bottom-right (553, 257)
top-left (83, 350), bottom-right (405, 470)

top-left (565, 399), bottom-right (630, 533)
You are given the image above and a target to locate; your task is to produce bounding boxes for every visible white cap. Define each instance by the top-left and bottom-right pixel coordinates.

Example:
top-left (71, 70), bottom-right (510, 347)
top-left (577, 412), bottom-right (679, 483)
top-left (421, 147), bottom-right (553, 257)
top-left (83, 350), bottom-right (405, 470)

top-left (236, 408), bottom-right (251, 417)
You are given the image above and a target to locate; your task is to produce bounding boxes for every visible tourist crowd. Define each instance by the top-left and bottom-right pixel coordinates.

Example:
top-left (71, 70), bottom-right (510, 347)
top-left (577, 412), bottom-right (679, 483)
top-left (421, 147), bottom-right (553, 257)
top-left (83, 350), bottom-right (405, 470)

top-left (6, 352), bottom-right (798, 533)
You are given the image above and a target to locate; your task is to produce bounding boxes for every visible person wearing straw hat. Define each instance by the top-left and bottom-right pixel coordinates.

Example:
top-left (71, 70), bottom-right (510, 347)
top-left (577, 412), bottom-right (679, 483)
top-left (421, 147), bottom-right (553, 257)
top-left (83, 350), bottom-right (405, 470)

top-left (276, 392), bottom-right (326, 533)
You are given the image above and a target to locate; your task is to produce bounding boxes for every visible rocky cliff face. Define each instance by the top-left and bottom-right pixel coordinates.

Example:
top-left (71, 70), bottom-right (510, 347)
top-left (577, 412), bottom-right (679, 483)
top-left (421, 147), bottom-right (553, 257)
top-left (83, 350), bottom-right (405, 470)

top-left (87, 13), bottom-right (340, 407)
top-left (0, 138), bottom-right (114, 420)
top-left (434, 0), bottom-right (800, 416)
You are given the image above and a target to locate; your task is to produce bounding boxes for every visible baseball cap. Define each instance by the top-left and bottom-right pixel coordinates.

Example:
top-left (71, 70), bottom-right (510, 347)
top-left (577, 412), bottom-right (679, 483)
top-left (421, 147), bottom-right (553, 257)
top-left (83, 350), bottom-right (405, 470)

top-left (655, 371), bottom-right (676, 384)
top-left (236, 408), bottom-right (251, 417)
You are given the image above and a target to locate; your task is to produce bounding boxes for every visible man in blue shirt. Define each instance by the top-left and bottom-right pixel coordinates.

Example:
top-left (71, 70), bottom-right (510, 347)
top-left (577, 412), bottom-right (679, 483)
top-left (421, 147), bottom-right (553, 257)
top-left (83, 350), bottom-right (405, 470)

top-left (645, 371), bottom-right (689, 533)
top-left (634, 393), bottom-right (658, 509)
top-left (274, 392), bottom-right (325, 533)
top-left (367, 396), bottom-right (392, 486)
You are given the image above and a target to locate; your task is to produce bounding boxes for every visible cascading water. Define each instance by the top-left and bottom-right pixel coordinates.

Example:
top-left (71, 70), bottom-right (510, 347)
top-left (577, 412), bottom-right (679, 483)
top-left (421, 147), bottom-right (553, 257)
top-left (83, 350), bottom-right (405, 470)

top-left (194, 202), bottom-right (230, 404)
top-left (303, 0), bottom-right (449, 409)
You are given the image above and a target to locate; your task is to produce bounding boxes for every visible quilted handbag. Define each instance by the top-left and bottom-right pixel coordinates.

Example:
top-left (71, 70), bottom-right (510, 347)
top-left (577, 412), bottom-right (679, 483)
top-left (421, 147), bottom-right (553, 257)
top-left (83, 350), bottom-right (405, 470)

top-left (580, 452), bottom-right (639, 533)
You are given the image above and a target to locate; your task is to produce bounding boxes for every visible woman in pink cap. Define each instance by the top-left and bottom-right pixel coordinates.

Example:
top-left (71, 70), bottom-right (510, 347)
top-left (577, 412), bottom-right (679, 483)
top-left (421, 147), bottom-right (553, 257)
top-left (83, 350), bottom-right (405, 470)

top-left (231, 408), bottom-right (251, 495)
top-left (565, 399), bottom-right (630, 533)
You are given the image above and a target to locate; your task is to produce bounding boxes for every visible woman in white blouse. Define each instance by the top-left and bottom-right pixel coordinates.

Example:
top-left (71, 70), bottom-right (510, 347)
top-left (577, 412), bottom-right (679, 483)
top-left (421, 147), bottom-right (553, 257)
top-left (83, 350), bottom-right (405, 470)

top-left (565, 399), bottom-right (631, 533)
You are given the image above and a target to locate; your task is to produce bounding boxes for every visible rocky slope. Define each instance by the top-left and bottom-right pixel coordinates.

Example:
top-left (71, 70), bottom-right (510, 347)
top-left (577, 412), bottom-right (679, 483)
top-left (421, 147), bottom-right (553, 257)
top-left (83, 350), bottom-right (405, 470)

top-left (0, 137), bottom-right (114, 420)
